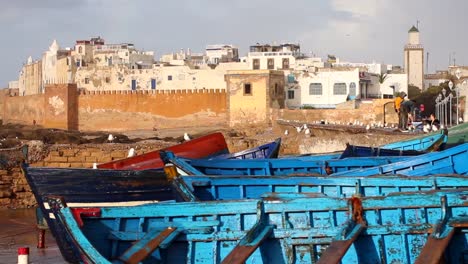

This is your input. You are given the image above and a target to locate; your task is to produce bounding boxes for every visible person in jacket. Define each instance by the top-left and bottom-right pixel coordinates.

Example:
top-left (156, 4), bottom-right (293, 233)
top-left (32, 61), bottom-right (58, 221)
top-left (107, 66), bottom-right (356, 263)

top-left (394, 92), bottom-right (407, 129)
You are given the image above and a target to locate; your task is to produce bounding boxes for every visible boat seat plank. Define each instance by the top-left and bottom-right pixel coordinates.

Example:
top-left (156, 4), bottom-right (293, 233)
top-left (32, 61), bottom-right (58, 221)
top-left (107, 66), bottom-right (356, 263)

top-left (316, 223), bottom-right (365, 264)
top-left (117, 227), bottom-right (179, 264)
top-left (221, 223), bottom-right (274, 264)
top-left (109, 220), bottom-right (219, 241)
top-left (414, 227), bottom-right (455, 264)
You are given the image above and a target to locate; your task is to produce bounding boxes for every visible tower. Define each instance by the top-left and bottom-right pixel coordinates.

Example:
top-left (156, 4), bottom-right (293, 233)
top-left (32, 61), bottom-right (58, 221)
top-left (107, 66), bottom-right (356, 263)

top-left (404, 26), bottom-right (424, 90)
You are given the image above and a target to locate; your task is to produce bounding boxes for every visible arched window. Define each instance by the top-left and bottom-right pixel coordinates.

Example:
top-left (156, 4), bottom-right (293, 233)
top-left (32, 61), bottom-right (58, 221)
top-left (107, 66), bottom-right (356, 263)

top-left (349, 82), bottom-right (356, 96)
top-left (309, 83), bottom-right (322, 95)
top-left (78, 46), bottom-right (83, 54)
top-left (333, 83), bottom-right (347, 95)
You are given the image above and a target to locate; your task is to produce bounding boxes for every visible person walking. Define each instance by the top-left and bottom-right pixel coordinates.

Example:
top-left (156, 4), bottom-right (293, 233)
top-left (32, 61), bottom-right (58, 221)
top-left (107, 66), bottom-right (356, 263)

top-left (394, 92), bottom-right (406, 129)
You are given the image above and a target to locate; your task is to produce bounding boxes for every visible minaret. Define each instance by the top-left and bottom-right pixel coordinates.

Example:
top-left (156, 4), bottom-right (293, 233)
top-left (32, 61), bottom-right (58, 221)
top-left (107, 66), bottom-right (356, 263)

top-left (404, 25), bottom-right (424, 90)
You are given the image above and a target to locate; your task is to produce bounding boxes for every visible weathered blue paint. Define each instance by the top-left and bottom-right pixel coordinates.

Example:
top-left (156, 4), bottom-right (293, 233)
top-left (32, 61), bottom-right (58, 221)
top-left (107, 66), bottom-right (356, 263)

top-left (380, 130), bottom-right (446, 151)
top-left (179, 175), bottom-right (468, 200)
top-left (212, 138), bottom-right (281, 159)
top-left (333, 143), bottom-right (468, 176)
top-left (164, 151), bottom-right (411, 176)
top-left (50, 189), bottom-right (468, 263)
top-left (339, 144), bottom-right (425, 158)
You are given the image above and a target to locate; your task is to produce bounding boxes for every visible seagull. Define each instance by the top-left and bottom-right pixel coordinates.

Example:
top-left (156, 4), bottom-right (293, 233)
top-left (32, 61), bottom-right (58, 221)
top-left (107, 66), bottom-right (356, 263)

top-left (302, 124), bottom-right (308, 130)
top-left (423, 124), bottom-right (430, 133)
top-left (184, 133), bottom-right (191, 141)
top-left (108, 134), bottom-right (114, 143)
top-left (432, 125), bottom-right (439, 131)
top-left (295, 126), bottom-right (302, 133)
top-left (127, 148), bottom-right (136, 157)
top-left (304, 128), bottom-right (311, 135)
top-left (92, 163), bottom-right (97, 169)
top-left (365, 124), bottom-right (370, 131)
top-left (284, 129), bottom-right (289, 135)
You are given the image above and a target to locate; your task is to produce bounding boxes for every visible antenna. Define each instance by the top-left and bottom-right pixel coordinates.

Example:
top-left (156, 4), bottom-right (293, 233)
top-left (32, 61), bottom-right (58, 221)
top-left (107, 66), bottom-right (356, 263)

top-left (416, 20), bottom-right (420, 29)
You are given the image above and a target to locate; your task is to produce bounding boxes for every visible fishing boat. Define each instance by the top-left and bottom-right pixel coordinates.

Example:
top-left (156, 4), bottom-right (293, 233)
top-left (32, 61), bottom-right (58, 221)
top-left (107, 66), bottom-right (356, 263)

top-left (338, 143), bottom-right (425, 158)
top-left (295, 143), bottom-right (426, 161)
top-left (211, 138), bottom-right (281, 160)
top-left (379, 129), bottom-right (446, 151)
top-left (177, 174), bottom-right (468, 201)
top-left (161, 151), bottom-right (409, 176)
top-left (97, 132), bottom-right (229, 170)
top-left (48, 189), bottom-right (468, 263)
top-left (22, 166), bottom-right (181, 263)
top-left (332, 143), bottom-right (468, 176)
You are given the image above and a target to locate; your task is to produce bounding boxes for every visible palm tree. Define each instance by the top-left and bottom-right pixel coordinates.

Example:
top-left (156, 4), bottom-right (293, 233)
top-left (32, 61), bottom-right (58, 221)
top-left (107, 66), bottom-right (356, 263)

top-left (378, 73), bottom-right (388, 84)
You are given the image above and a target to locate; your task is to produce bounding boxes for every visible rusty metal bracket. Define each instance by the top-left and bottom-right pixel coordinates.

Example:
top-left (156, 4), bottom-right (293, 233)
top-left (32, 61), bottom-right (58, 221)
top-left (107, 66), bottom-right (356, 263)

top-left (415, 195), bottom-right (455, 264)
top-left (316, 196), bottom-right (367, 264)
top-left (221, 201), bottom-right (274, 264)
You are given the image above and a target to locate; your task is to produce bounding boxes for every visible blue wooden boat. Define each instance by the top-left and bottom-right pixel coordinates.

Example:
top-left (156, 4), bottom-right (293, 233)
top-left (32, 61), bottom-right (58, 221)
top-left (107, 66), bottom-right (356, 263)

top-left (379, 130), bottom-right (447, 151)
top-left (332, 143), bottom-right (468, 176)
top-left (22, 166), bottom-right (184, 264)
top-left (212, 138), bottom-right (281, 159)
top-left (294, 144), bottom-right (425, 161)
top-left (161, 151), bottom-right (409, 176)
top-left (177, 174), bottom-right (468, 201)
top-left (48, 189), bottom-right (468, 263)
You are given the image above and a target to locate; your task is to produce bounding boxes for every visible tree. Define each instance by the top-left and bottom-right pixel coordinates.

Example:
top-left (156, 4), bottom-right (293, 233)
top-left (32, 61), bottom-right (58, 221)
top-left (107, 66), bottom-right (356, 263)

top-left (408, 85), bottom-right (421, 99)
top-left (378, 73), bottom-right (388, 84)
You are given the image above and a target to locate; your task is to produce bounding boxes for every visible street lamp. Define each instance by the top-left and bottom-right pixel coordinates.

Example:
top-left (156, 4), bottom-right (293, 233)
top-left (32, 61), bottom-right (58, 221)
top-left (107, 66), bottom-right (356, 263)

top-left (441, 88), bottom-right (447, 126)
top-left (448, 81), bottom-right (454, 126)
top-left (455, 69), bottom-right (462, 124)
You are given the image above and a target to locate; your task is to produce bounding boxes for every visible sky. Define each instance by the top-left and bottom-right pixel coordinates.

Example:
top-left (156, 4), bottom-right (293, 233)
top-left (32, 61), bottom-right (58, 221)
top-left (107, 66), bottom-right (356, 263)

top-left (1, 0), bottom-right (467, 87)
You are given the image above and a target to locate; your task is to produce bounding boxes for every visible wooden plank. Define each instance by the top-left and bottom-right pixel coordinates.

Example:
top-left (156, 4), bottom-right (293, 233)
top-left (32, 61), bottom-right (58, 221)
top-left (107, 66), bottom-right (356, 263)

top-left (221, 223), bottom-right (273, 264)
top-left (414, 227), bottom-right (455, 264)
top-left (317, 223), bottom-right (365, 264)
top-left (118, 227), bottom-right (179, 264)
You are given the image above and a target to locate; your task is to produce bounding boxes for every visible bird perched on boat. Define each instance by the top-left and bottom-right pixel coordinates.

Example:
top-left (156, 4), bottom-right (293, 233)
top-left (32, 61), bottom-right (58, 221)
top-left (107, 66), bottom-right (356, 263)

top-left (304, 128), bottom-right (311, 135)
top-left (284, 129), bottom-right (289, 136)
top-left (107, 134), bottom-right (115, 143)
top-left (92, 163), bottom-right (97, 169)
top-left (127, 148), bottom-right (136, 157)
top-left (303, 124), bottom-right (308, 130)
top-left (184, 133), bottom-right (191, 141)
top-left (295, 126), bottom-right (302, 133)
top-left (365, 124), bottom-right (370, 131)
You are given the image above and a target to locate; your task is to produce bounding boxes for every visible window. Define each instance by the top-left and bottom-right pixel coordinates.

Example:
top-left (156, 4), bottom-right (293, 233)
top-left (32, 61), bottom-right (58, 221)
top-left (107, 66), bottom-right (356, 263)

top-left (168, 75), bottom-right (172, 81)
top-left (267, 58), bottom-right (274, 69)
top-left (244, 83), bottom-right (252, 95)
top-left (105, 77), bottom-right (110, 83)
top-left (309, 83), bottom-right (322, 95)
top-left (333, 83), bottom-right (347, 95)
top-left (282, 58), bottom-right (289, 69)
top-left (349, 82), bottom-right (356, 96)
top-left (274, 83), bottom-right (278, 95)
top-left (287, 74), bottom-right (295, 83)
top-left (288, 90), bottom-right (294, 99)
top-left (78, 46), bottom-right (83, 54)
top-left (84, 78), bottom-right (90, 84)
top-left (253, 59), bottom-right (260, 70)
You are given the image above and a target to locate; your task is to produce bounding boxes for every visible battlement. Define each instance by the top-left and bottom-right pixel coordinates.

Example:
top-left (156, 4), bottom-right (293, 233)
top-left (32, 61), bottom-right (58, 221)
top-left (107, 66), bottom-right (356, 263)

top-left (78, 89), bottom-right (226, 96)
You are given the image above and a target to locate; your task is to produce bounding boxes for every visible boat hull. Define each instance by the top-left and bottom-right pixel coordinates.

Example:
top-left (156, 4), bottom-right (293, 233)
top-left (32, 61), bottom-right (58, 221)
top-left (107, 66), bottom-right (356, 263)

top-left (97, 132), bottom-right (229, 170)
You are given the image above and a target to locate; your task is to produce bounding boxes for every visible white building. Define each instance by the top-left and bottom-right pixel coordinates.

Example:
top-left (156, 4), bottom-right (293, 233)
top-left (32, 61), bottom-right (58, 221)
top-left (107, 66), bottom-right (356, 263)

top-left (285, 67), bottom-right (408, 109)
top-left (205, 44), bottom-right (239, 64)
top-left (247, 43), bottom-right (301, 70)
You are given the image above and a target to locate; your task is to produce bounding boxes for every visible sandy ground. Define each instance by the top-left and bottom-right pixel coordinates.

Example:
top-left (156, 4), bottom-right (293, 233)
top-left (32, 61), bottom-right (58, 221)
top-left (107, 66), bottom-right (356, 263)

top-left (0, 208), bottom-right (64, 264)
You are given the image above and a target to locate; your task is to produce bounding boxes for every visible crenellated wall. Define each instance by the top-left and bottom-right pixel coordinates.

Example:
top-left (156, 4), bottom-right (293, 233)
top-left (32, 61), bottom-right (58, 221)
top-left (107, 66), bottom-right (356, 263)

top-left (77, 88), bottom-right (227, 131)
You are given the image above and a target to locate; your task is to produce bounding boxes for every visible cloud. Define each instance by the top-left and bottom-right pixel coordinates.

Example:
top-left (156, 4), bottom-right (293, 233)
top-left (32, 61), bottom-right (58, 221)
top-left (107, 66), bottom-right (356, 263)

top-left (330, 0), bottom-right (379, 20)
